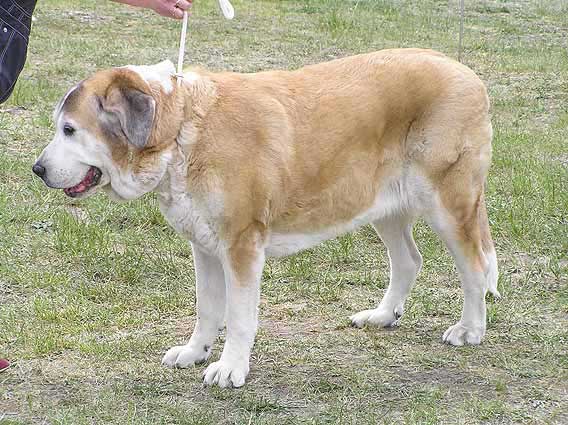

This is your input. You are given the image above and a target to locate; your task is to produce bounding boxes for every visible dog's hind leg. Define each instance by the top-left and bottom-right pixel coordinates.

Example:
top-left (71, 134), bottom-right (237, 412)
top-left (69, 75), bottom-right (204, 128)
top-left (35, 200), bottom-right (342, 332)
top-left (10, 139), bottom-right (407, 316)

top-left (162, 244), bottom-right (226, 368)
top-left (426, 190), bottom-right (490, 346)
top-left (350, 214), bottom-right (422, 328)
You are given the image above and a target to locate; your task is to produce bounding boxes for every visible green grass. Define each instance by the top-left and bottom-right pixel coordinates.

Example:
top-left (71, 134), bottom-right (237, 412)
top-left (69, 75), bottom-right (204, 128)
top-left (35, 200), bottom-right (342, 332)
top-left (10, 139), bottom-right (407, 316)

top-left (1, 0), bottom-right (567, 423)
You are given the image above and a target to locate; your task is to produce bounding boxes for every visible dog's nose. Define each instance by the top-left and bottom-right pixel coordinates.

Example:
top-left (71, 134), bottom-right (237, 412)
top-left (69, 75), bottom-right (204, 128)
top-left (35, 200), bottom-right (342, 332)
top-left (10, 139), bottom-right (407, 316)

top-left (32, 163), bottom-right (46, 178)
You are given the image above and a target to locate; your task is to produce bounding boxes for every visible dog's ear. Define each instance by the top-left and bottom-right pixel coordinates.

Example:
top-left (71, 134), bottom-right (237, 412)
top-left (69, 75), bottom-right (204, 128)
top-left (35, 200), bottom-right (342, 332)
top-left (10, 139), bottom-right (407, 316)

top-left (99, 85), bottom-right (156, 149)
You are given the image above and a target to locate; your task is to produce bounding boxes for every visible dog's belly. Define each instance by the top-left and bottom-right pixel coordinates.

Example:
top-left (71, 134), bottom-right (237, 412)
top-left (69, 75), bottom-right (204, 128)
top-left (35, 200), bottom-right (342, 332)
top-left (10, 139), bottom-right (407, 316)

top-left (267, 227), bottom-right (356, 257)
top-left (266, 176), bottom-right (428, 257)
top-left (266, 207), bottom-right (384, 257)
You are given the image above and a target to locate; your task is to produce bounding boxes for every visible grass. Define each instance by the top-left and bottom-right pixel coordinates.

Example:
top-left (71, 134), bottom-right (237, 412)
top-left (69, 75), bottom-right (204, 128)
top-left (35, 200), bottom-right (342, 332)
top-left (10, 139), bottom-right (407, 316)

top-left (0, 0), bottom-right (567, 423)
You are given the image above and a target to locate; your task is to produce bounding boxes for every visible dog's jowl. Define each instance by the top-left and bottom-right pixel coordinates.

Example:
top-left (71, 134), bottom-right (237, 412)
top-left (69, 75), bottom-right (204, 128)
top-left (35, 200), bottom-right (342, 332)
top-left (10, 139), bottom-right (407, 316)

top-left (34, 49), bottom-right (499, 388)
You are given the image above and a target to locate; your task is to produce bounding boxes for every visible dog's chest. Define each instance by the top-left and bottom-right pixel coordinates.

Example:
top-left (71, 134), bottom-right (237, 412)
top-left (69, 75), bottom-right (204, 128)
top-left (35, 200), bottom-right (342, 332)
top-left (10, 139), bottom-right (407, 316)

top-left (159, 193), bottom-right (220, 254)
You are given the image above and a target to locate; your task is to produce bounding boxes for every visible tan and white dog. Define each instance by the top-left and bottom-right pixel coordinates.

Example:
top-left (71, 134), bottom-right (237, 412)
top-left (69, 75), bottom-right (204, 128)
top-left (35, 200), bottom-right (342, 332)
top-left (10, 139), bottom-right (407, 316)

top-left (34, 49), bottom-right (499, 388)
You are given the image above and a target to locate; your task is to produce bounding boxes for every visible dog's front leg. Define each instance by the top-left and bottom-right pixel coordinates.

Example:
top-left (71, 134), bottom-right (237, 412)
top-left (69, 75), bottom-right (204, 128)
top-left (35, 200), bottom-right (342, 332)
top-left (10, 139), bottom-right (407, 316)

top-left (162, 243), bottom-right (226, 368)
top-left (203, 232), bottom-right (265, 388)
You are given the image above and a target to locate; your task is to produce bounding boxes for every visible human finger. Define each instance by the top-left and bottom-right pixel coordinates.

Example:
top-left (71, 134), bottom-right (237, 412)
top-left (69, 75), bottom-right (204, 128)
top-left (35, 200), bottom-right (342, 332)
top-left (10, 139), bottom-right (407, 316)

top-left (173, 0), bottom-right (191, 12)
top-left (155, 2), bottom-right (184, 19)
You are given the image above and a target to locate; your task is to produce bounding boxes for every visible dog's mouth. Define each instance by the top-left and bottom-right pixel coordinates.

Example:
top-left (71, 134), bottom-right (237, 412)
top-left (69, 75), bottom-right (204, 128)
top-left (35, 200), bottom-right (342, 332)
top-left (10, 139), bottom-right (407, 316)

top-left (63, 166), bottom-right (102, 198)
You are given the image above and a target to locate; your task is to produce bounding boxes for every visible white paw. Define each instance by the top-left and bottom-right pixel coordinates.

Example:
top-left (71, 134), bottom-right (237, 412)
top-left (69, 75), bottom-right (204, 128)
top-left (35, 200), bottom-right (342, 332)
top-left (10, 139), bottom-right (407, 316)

top-left (442, 322), bottom-right (485, 346)
top-left (161, 343), bottom-right (212, 368)
top-left (202, 358), bottom-right (249, 388)
top-left (350, 305), bottom-right (403, 328)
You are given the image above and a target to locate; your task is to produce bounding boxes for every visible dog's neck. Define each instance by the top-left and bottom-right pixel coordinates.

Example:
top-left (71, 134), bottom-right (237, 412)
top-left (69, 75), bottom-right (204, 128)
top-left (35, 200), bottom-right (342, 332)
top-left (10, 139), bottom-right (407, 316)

top-left (148, 70), bottom-right (217, 151)
top-left (152, 75), bottom-right (217, 200)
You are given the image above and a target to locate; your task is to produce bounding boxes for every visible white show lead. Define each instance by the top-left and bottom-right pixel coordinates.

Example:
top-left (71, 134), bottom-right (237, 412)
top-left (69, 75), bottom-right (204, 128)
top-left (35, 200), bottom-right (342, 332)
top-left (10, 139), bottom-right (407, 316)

top-left (176, 0), bottom-right (235, 86)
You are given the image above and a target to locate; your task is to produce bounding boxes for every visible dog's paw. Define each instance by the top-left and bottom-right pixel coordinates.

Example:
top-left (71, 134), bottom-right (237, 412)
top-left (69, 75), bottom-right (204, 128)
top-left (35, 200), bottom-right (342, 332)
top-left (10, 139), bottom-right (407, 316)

top-left (350, 305), bottom-right (403, 328)
top-left (442, 322), bottom-right (485, 346)
top-left (161, 343), bottom-right (212, 368)
top-left (202, 358), bottom-right (249, 388)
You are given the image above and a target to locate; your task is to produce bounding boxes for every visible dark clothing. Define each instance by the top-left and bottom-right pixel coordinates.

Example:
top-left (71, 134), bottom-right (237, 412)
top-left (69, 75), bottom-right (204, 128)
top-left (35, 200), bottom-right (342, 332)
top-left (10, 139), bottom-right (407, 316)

top-left (0, 0), bottom-right (37, 103)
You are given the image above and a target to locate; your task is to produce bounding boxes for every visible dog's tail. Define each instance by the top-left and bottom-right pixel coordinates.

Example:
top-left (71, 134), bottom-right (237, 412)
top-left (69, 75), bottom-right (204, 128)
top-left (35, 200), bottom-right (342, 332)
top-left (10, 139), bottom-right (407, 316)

top-left (479, 190), bottom-right (500, 298)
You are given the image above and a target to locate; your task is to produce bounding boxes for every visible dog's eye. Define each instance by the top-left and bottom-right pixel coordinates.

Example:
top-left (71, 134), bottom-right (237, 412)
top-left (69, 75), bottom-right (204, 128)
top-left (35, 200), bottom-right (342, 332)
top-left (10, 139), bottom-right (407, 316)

top-left (63, 124), bottom-right (75, 136)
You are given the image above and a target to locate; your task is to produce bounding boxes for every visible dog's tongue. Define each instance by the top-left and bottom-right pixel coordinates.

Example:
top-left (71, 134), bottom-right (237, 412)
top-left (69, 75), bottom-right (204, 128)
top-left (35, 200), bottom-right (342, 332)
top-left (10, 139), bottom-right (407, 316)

top-left (64, 167), bottom-right (97, 196)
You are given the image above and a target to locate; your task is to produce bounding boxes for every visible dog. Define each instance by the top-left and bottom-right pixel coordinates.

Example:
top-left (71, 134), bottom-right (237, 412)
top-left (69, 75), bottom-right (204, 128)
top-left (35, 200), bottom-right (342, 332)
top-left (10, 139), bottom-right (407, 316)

top-left (33, 49), bottom-right (499, 388)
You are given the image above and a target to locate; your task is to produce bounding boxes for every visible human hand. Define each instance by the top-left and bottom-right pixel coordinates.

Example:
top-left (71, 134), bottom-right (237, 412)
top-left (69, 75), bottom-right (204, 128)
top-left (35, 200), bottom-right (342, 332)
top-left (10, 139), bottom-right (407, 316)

top-left (145, 0), bottom-right (192, 19)
top-left (113, 0), bottom-right (192, 20)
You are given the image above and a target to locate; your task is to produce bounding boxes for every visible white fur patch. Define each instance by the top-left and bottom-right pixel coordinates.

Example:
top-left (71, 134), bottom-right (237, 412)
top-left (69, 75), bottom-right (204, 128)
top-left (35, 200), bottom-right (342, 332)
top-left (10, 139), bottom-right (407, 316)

top-left (485, 247), bottom-right (500, 297)
top-left (182, 71), bottom-right (200, 84)
top-left (157, 161), bottom-right (224, 255)
top-left (202, 250), bottom-right (263, 388)
top-left (53, 84), bottom-right (79, 121)
top-left (350, 216), bottom-right (422, 328)
top-left (162, 245), bottom-right (225, 369)
top-left (159, 192), bottom-right (221, 254)
top-left (124, 60), bottom-right (176, 94)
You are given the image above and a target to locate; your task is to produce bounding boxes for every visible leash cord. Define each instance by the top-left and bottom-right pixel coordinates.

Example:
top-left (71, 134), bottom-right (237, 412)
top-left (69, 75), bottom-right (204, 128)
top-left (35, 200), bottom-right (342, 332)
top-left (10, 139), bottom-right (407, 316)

top-left (175, 0), bottom-right (234, 86)
top-left (458, 0), bottom-right (465, 62)
top-left (176, 11), bottom-right (189, 86)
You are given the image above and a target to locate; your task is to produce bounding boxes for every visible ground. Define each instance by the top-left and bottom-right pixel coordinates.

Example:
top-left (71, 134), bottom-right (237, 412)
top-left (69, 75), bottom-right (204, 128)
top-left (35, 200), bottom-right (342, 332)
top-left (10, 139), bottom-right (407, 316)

top-left (0, 0), bottom-right (567, 424)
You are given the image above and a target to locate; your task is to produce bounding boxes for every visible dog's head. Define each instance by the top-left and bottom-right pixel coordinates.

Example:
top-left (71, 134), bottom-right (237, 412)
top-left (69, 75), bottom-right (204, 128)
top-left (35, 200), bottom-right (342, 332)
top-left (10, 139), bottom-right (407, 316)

top-left (33, 60), bottom-right (184, 201)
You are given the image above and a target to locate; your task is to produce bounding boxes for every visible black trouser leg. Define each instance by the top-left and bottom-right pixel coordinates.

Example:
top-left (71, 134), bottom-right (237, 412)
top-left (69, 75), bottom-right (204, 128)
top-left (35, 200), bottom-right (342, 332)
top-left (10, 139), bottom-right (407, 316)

top-left (0, 0), bottom-right (38, 103)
